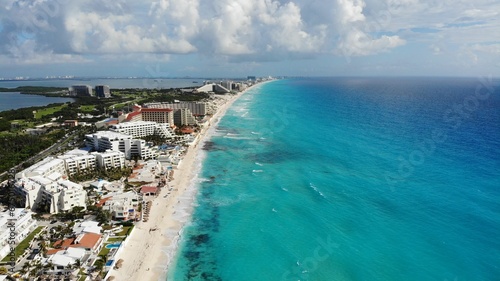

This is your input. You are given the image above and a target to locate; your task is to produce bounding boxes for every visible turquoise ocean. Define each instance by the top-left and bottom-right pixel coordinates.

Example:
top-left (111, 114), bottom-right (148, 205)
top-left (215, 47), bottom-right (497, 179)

top-left (168, 78), bottom-right (500, 281)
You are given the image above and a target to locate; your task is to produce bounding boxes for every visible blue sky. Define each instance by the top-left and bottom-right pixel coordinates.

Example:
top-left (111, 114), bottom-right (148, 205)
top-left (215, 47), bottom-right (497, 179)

top-left (0, 0), bottom-right (499, 78)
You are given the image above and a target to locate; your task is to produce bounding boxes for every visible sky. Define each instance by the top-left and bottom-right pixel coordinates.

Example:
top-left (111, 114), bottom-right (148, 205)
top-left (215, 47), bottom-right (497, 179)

top-left (0, 0), bottom-right (499, 78)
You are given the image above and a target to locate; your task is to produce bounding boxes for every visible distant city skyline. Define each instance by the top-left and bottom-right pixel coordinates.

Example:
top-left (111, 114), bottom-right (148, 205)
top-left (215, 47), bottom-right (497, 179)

top-left (1, 0), bottom-right (499, 78)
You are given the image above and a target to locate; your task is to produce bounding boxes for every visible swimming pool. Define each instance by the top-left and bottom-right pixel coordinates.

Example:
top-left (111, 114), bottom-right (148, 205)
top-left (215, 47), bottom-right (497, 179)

top-left (105, 242), bottom-right (122, 249)
top-left (105, 260), bottom-right (114, 267)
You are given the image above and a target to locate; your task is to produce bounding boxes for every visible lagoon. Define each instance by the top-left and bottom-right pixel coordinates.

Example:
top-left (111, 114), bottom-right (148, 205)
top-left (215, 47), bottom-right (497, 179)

top-left (0, 92), bottom-right (74, 112)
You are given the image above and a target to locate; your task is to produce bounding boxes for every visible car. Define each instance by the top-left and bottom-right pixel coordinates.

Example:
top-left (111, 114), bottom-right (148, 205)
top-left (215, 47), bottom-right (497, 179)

top-left (27, 249), bottom-right (40, 260)
top-left (50, 220), bottom-right (57, 224)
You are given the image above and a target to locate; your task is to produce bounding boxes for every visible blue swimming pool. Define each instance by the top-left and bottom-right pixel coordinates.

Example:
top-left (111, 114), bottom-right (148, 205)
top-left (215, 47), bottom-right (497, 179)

top-left (105, 242), bottom-right (122, 249)
top-left (105, 260), bottom-right (114, 267)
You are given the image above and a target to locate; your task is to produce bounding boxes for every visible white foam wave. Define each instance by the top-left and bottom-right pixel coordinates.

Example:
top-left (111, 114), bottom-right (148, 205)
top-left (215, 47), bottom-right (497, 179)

top-left (255, 162), bottom-right (263, 166)
top-left (309, 182), bottom-right (326, 198)
top-left (223, 136), bottom-right (252, 140)
top-left (252, 169), bottom-right (263, 173)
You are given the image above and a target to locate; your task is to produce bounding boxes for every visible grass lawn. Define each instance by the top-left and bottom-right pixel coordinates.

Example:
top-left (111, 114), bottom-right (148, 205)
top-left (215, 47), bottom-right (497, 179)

top-left (116, 226), bottom-right (134, 236)
top-left (1, 226), bottom-right (44, 262)
top-left (79, 105), bottom-right (95, 112)
top-left (98, 245), bottom-right (111, 257)
top-left (34, 105), bottom-right (67, 119)
top-left (107, 237), bottom-right (125, 242)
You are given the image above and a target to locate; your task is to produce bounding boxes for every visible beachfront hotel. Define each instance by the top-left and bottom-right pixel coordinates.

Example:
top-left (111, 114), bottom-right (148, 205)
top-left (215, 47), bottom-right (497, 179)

top-left (99, 191), bottom-right (139, 220)
top-left (0, 208), bottom-right (38, 260)
top-left (143, 101), bottom-right (208, 116)
top-left (109, 121), bottom-right (175, 139)
top-left (57, 150), bottom-right (97, 176)
top-left (85, 131), bottom-right (157, 160)
top-left (14, 175), bottom-right (87, 214)
top-left (92, 150), bottom-right (126, 170)
top-left (15, 157), bottom-right (66, 180)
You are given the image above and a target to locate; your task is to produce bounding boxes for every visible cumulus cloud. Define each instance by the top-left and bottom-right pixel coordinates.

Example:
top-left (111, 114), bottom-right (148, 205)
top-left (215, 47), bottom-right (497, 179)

top-left (0, 0), bottom-right (410, 64)
top-left (0, 0), bottom-right (498, 71)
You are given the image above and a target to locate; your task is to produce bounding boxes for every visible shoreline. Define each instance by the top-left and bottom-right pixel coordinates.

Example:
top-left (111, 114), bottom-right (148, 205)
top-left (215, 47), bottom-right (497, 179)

top-left (106, 81), bottom-right (271, 281)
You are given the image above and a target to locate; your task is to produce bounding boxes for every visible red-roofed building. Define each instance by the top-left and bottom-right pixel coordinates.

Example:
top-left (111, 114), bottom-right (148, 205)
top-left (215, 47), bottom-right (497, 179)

top-left (140, 186), bottom-right (158, 196)
top-left (96, 197), bottom-right (112, 207)
top-left (125, 111), bottom-right (142, 122)
top-left (70, 233), bottom-right (103, 254)
top-left (48, 233), bottom-right (103, 255)
top-left (140, 108), bottom-right (174, 126)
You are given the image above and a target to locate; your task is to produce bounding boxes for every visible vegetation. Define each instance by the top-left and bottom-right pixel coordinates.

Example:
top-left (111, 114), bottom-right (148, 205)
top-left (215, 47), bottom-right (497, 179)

top-left (53, 206), bottom-right (86, 221)
top-left (1, 226), bottom-right (44, 262)
top-left (0, 183), bottom-right (25, 207)
top-left (0, 86), bottom-right (66, 93)
top-left (116, 226), bottom-right (134, 236)
top-left (98, 246), bottom-right (111, 258)
top-left (68, 166), bottom-right (132, 182)
top-left (34, 104), bottom-right (68, 119)
top-left (0, 128), bottom-right (65, 174)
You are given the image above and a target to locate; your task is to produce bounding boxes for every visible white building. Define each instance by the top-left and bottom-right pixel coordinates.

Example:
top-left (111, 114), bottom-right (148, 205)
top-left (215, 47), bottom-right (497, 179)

top-left (85, 131), bottom-right (133, 152)
top-left (72, 220), bottom-right (102, 235)
top-left (14, 176), bottom-right (87, 214)
top-left (15, 157), bottom-right (66, 180)
top-left (143, 102), bottom-right (207, 116)
top-left (173, 108), bottom-right (197, 126)
top-left (101, 192), bottom-right (138, 220)
top-left (0, 208), bottom-right (38, 260)
top-left (92, 150), bottom-right (125, 169)
top-left (57, 150), bottom-right (97, 175)
top-left (109, 120), bottom-right (176, 139)
top-left (86, 130), bottom-right (159, 160)
top-left (109, 121), bottom-right (158, 138)
top-left (123, 139), bottom-right (156, 160)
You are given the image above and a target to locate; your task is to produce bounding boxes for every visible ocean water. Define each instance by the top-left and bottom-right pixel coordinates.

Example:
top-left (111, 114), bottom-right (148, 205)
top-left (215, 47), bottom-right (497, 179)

top-left (168, 77), bottom-right (500, 281)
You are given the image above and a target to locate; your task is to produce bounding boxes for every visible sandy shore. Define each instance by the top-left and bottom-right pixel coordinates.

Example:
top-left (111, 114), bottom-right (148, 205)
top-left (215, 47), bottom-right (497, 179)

top-left (106, 84), bottom-right (262, 281)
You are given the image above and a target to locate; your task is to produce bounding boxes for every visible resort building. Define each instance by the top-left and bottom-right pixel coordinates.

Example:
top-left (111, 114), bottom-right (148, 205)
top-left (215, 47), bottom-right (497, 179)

top-left (15, 157), bottom-right (66, 180)
top-left (100, 192), bottom-right (139, 220)
top-left (14, 175), bottom-right (87, 214)
top-left (85, 131), bottom-right (133, 152)
top-left (109, 121), bottom-right (175, 139)
top-left (196, 83), bottom-right (230, 93)
top-left (143, 102), bottom-right (208, 116)
top-left (85, 131), bottom-right (156, 160)
top-left (57, 150), bottom-right (97, 175)
top-left (140, 108), bottom-right (174, 126)
top-left (173, 108), bottom-right (197, 126)
top-left (69, 85), bottom-right (94, 97)
top-left (95, 85), bottom-right (111, 98)
top-left (43, 179), bottom-right (87, 213)
top-left (0, 208), bottom-right (38, 260)
top-left (46, 247), bottom-right (86, 271)
top-left (72, 220), bottom-right (102, 235)
top-left (122, 139), bottom-right (156, 160)
top-left (109, 121), bottom-right (158, 138)
top-left (92, 150), bottom-right (126, 169)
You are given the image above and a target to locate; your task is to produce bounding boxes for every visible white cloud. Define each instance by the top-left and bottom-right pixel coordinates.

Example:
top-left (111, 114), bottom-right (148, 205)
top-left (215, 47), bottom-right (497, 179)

top-left (0, 0), bottom-right (498, 76)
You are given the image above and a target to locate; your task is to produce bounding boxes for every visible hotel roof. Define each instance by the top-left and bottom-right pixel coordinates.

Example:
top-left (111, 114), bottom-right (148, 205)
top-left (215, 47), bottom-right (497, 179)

top-left (140, 186), bottom-right (158, 194)
top-left (88, 130), bottom-right (132, 139)
top-left (141, 108), bottom-right (173, 112)
top-left (72, 233), bottom-right (102, 250)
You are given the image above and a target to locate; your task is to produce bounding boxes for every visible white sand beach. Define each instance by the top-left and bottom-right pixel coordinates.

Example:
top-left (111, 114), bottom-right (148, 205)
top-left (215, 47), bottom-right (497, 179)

top-left (106, 84), bottom-right (262, 281)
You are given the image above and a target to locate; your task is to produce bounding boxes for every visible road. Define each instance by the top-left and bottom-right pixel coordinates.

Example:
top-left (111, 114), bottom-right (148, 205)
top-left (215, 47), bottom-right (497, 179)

top-left (0, 130), bottom-right (81, 180)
